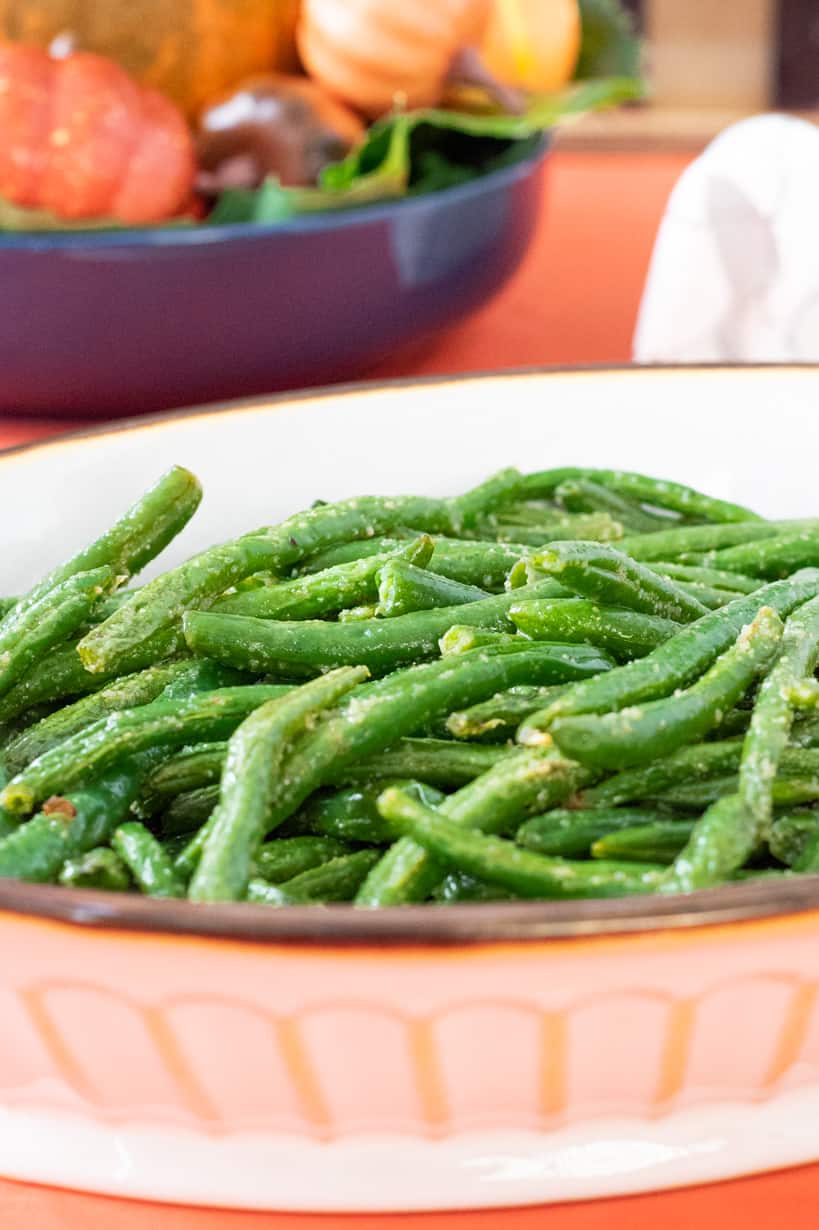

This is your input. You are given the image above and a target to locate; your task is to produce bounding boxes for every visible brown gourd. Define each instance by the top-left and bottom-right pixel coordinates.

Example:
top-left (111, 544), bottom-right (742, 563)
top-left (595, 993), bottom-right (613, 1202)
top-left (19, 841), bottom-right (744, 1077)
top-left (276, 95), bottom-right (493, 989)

top-left (0, 0), bottom-right (301, 119)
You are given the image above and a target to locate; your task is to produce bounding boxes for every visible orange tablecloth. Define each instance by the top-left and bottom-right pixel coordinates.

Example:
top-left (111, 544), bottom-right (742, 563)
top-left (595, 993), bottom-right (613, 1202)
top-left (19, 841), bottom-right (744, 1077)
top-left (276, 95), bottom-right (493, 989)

top-left (10, 148), bottom-right (819, 1227)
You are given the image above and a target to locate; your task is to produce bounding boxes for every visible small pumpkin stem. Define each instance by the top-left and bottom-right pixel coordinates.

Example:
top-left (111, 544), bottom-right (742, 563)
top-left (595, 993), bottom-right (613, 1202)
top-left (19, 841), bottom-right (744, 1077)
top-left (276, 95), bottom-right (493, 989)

top-left (446, 46), bottom-right (525, 115)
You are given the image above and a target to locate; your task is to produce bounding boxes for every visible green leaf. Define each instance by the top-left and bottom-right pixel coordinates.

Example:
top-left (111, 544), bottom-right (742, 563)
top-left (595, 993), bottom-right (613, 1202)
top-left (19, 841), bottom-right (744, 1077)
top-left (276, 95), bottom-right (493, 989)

top-left (575, 0), bottom-right (642, 80)
top-left (208, 75), bottom-right (642, 227)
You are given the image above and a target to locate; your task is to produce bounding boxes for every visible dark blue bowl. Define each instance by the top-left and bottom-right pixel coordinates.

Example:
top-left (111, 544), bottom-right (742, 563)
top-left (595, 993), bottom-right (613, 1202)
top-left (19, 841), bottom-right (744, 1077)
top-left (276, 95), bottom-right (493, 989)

top-left (0, 138), bottom-right (548, 417)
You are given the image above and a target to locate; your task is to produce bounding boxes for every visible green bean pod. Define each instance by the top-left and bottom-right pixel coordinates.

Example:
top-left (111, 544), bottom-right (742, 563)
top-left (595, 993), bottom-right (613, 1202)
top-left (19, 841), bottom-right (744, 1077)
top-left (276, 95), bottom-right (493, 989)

top-left (516, 468), bottom-right (762, 523)
top-left (0, 765), bottom-right (146, 882)
top-left (289, 782), bottom-right (445, 844)
top-left (519, 571), bottom-right (819, 739)
top-left (0, 629), bottom-right (184, 726)
top-left (58, 848), bottom-right (132, 891)
top-left (591, 819), bottom-right (694, 864)
top-left (0, 466), bottom-right (202, 634)
top-left (664, 595), bottom-right (819, 891)
top-left (212, 537), bottom-right (433, 620)
top-left (356, 748), bottom-right (596, 906)
top-left (432, 872), bottom-right (520, 903)
top-left (553, 479), bottom-right (671, 533)
top-left (376, 787), bottom-right (664, 899)
top-left (112, 821), bottom-right (186, 897)
top-left (550, 606), bottom-right (783, 770)
top-left (705, 529), bottom-right (819, 579)
top-left (517, 806), bottom-right (678, 858)
top-left (247, 849), bottom-right (382, 905)
top-left (0, 567), bottom-right (115, 701)
top-left (181, 578), bottom-right (577, 675)
top-left (253, 836), bottom-right (357, 883)
top-left (478, 513), bottom-right (624, 546)
top-left (619, 521), bottom-right (809, 562)
top-left (190, 667), bottom-right (368, 902)
top-left (648, 562), bottom-right (759, 594)
top-left (510, 599), bottom-right (680, 662)
top-left (0, 684), bottom-right (292, 816)
top-left (768, 812), bottom-right (819, 868)
top-left (446, 685), bottom-right (565, 741)
top-left (525, 542), bottom-right (709, 623)
top-left (376, 560), bottom-right (490, 618)
top-left (2, 661), bottom-right (224, 776)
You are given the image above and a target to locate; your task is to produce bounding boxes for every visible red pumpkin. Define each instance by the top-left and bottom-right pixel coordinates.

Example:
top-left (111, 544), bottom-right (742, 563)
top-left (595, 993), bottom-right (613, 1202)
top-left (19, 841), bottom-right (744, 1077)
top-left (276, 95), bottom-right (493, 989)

top-left (0, 43), bottom-right (195, 222)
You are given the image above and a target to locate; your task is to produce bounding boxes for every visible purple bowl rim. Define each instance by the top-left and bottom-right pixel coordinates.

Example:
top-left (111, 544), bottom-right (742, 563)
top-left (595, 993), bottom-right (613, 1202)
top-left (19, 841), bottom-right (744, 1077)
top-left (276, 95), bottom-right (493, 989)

top-left (0, 134), bottom-right (549, 253)
top-left (3, 362), bottom-right (819, 947)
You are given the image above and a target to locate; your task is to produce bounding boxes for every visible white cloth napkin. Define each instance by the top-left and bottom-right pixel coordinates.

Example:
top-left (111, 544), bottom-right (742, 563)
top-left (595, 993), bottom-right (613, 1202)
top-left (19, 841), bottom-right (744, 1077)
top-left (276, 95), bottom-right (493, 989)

top-left (633, 114), bottom-right (819, 363)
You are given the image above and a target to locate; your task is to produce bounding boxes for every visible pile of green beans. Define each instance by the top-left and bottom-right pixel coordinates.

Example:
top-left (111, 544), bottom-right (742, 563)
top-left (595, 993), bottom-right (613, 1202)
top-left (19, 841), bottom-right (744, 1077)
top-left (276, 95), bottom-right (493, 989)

top-left (2, 463), bottom-right (819, 906)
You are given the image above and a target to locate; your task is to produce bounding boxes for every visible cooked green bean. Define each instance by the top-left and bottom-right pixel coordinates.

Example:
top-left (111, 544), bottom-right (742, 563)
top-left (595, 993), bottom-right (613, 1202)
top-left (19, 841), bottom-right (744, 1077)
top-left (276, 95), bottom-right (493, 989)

top-left (75, 483), bottom-right (514, 677)
top-left (286, 782), bottom-right (445, 844)
top-left (0, 635), bottom-right (185, 730)
top-left (515, 468), bottom-right (762, 523)
top-left (10, 462), bottom-right (819, 908)
top-left (2, 661), bottom-right (238, 776)
top-left (0, 765), bottom-right (145, 881)
top-left (553, 479), bottom-right (670, 534)
top-left (664, 595), bottom-right (819, 891)
top-left (247, 849), bottom-right (382, 905)
top-left (190, 667), bottom-right (368, 902)
top-left (524, 542), bottom-right (709, 622)
top-left (432, 872), bottom-right (520, 903)
top-left (591, 820), bottom-right (694, 864)
top-left (253, 836), bottom-right (356, 882)
top-left (519, 571), bottom-right (819, 739)
top-left (478, 513), bottom-right (624, 546)
top-left (59, 847), bottom-right (132, 891)
top-left (357, 748), bottom-right (596, 906)
top-left (212, 537), bottom-right (433, 620)
top-left (768, 812), bottom-right (819, 868)
top-left (304, 537), bottom-right (535, 591)
top-left (517, 807), bottom-right (678, 858)
top-left (438, 626), bottom-right (522, 655)
top-left (0, 567), bottom-right (115, 701)
top-left (248, 643), bottom-right (610, 858)
top-left (376, 787), bottom-right (664, 898)
top-left (112, 821), bottom-right (186, 898)
top-left (446, 685), bottom-right (565, 741)
top-left (138, 742), bottom-right (227, 813)
top-left (703, 529), bottom-right (819, 579)
top-left (162, 785), bottom-right (220, 838)
top-left (550, 607), bottom-right (783, 770)
top-left (0, 466), bottom-right (202, 634)
top-left (574, 740), bottom-right (745, 808)
top-left (337, 738), bottom-right (510, 789)
top-left (0, 684), bottom-right (291, 816)
top-left (619, 521), bottom-right (810, 562)
top-left (653, 777), bottom-right (795, 811)
top-left (648, 562), bottom-right (759, 594)
top-left (376, 560), bottom-right (490, 618)
top-left (509, 599), bottom-right (680, 661)
top-left (181, 578), bottom-right (578, 675)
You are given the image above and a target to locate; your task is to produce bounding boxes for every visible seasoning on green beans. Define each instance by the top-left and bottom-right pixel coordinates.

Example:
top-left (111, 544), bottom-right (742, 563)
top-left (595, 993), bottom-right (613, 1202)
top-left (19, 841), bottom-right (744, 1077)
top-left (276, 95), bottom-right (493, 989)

top-left (4, 461), bottom-right (819, 909)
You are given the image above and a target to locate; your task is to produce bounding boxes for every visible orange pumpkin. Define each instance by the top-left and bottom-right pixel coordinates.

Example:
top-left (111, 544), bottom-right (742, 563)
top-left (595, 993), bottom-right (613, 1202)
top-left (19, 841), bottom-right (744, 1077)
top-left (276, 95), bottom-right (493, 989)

top-left (297, 0), bottom-right (493, 118)
top-left (0, 45), bottom-right (195, 222)
top-left (481, 0), bottom-right (580, 92)
top-left (0, 0), bottom-right (301, 119)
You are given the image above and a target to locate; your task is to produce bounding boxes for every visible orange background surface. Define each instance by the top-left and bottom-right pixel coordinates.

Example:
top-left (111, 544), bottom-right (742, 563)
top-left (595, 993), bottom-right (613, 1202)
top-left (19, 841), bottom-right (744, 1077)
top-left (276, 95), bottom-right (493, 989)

top-left (6, 148), bottom-right (819, 1226)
